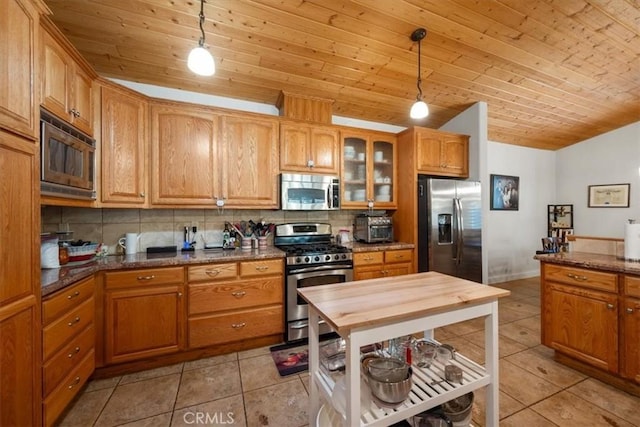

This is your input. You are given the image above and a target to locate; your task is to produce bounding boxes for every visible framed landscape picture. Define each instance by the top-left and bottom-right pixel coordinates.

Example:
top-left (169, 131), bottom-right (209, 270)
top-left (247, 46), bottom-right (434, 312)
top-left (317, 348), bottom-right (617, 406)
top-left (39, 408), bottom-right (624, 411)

top-left (588, 183), bottom-right (630, 207)
top-left (490, 174), bottom-right (519, 211)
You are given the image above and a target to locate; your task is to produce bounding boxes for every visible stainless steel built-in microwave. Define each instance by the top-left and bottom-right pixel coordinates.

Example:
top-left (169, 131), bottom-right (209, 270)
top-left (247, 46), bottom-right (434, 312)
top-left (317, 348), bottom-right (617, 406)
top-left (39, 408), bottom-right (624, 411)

top-left (280, 173), bottom-right (340, 210)
top-left (40, 111), bottom-right (96, 200)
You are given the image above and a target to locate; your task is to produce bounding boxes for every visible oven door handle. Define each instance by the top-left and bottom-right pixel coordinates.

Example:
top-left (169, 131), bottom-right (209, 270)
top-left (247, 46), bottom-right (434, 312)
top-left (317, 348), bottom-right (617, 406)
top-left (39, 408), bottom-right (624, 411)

top-left (290, 319), bottom-right (327, 329)
top-left (288, 264), bottom-right (353, 274)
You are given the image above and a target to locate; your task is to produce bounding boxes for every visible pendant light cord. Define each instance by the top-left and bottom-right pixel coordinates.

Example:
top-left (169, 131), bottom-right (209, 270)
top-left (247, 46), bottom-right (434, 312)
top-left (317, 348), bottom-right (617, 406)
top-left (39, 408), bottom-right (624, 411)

top-left (198, 0), bottom-right (206, 47)
top-left (416, 37), bottom-right (423, 99)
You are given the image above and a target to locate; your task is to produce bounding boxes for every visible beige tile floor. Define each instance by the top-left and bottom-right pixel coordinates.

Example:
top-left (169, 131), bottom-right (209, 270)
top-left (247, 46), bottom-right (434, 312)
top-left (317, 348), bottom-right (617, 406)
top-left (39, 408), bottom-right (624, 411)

top-left (59, 277), bottom-right (640, 427)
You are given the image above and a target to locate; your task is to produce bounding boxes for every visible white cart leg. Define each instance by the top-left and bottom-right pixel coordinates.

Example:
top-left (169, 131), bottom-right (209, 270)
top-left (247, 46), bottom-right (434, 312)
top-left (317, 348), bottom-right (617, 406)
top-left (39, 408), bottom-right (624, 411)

top-left (308, 306), bottom-right (320, 427)
top-left (484, 301), bottom-right (499, 426)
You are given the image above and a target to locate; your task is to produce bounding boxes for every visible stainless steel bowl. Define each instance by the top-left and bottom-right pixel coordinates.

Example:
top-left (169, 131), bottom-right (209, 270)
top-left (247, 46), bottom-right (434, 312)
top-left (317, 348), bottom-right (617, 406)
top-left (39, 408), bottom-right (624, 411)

top-left (366, 367), bottom-right (412, 404)
top-left (367, 357), bottom-right (409, 382)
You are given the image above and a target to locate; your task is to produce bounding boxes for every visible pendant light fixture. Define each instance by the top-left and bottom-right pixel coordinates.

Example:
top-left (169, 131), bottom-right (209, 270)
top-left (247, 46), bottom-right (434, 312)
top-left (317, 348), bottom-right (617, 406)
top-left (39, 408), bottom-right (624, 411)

top-left (409, 28), bottom-right (429, 119)
top-left (187, 0), bottom-right (215, 76)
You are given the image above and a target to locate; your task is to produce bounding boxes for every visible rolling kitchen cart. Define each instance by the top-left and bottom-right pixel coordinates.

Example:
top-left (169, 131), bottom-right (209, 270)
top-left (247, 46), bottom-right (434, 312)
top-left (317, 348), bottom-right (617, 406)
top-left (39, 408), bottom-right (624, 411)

top-left (299, 271), bottom-right (510, 427)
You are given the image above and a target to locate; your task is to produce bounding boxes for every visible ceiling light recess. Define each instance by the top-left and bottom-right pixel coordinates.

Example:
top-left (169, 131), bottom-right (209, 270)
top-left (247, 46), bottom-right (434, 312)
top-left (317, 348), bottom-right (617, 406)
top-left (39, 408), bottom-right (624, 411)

top-left (187, 0), bottom-right (215, 76)
top-left (409, 28), bottom-right (429, 119)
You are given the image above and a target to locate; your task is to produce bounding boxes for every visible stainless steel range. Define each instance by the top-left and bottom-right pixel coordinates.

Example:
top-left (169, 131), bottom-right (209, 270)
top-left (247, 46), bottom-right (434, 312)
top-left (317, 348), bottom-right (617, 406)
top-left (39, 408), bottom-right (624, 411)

top-left (274, 223), bottom-right (353, 342)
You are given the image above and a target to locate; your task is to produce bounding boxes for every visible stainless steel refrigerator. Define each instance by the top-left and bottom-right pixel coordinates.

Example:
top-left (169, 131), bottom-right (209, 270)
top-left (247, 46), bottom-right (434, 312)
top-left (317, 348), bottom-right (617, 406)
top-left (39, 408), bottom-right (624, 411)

top-left (417, 176), bottom-right (482, 283)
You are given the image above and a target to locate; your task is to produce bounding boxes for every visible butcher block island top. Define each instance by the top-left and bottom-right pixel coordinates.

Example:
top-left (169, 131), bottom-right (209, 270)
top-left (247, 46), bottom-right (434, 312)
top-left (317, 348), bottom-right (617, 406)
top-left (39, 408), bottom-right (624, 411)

top-left (298, 271), bottom-right (510, 336)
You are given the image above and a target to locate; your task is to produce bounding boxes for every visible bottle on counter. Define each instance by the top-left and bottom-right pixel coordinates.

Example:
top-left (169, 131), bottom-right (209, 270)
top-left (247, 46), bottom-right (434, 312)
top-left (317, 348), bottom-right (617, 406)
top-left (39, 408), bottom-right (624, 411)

top-left (230, 228), bottom-right (237, 248)
top-left (222, 223), bottom-right (231, 249)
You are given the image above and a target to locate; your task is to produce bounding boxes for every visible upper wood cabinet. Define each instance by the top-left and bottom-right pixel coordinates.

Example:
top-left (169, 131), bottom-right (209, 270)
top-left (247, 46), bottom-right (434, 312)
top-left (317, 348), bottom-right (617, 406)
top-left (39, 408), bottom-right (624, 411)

top-left (415, 128), bottom-right (469, 177)
top-left (41, 20), bottom-right (94, 136)
top-left (150, 102), bottom-right (218, 206)
top-left (150, 101), bottom-right (279, 208)
top-left (341, 129), bottom-right (397, 209)
top-left (219, 113), bottom-right (279, 208)
top-left (100, 82), bottom-right (148, 206)
top-left (0, 0), bottom-right (44, 140)
top-left (280, 121), bottom-right (340, 174)
top-left (397, 127), bottom-right (469, 178)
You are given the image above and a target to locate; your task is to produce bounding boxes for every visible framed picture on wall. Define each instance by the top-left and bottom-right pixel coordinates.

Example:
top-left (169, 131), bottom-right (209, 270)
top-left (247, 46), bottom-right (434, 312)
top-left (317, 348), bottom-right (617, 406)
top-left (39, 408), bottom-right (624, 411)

top-left (588, 183), bottom-right (630, 207)
top-left (490, 174), bottom-right (519, 211)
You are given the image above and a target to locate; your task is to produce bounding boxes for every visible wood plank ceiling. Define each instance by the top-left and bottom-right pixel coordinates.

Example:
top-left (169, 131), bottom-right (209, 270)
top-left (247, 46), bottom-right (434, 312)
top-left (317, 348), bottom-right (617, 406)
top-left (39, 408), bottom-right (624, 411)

top-left (44, 0), bottom-right (640, 150)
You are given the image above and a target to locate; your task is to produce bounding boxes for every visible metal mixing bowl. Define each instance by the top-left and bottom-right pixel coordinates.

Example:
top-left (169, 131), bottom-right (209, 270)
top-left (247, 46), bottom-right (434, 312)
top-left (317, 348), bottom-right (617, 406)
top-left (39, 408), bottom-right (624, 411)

top-left (366, 367), bottom-right (413, 404)
top-left (367, 357), bottom-right (409, 382)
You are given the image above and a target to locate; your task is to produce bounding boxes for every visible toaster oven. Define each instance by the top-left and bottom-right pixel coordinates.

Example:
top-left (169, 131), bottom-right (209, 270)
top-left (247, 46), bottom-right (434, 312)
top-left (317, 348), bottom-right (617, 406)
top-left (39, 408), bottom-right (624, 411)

top-left (353, 213), bottom-right (393, 243)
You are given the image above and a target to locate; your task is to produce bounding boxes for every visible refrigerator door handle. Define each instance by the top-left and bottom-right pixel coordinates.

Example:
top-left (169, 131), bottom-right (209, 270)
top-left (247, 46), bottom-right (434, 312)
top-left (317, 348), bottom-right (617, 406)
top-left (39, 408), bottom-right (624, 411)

top-left (454, 198), bottom-right (464, 264)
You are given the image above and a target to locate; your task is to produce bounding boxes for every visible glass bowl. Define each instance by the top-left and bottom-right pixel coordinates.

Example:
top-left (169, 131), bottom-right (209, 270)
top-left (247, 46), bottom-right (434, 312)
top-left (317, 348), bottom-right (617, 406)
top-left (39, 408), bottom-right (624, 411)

top-left (367, 357), bottom-right (409, 383)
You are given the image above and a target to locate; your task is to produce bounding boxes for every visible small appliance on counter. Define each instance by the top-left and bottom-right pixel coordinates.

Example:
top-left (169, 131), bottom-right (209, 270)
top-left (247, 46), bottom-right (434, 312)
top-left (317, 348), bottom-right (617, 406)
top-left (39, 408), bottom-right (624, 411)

top-left (353, 211), bottom-right (393, 243)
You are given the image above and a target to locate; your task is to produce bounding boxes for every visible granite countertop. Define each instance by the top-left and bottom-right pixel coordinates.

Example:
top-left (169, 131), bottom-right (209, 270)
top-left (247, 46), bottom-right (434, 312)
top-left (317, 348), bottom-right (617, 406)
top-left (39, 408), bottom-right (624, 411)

top-left (534, 251), bottom-right (640, 275)
top-left (342, 241), bottom-right (415, 252)
top-left (41, 247), bottom-right (285, 297)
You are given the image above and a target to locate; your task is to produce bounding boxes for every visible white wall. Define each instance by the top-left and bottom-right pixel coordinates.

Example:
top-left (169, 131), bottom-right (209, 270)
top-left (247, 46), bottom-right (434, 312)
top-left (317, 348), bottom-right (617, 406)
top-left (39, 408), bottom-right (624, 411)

top-left (556, 122), bottom-right (640, 238)
top-left (485, 142), bottom-right (556, 283)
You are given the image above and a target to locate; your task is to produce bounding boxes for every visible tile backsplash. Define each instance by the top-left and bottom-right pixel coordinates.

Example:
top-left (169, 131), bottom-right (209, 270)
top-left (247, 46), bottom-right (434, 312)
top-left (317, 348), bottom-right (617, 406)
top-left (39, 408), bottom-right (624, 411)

top-left (41, 207), bottom-right (358, 255)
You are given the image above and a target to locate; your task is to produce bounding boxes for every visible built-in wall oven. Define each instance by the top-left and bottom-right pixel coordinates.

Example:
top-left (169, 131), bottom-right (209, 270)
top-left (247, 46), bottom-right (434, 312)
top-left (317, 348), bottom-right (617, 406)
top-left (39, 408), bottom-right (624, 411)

top-left (274, 223), bottom-right (353, 342)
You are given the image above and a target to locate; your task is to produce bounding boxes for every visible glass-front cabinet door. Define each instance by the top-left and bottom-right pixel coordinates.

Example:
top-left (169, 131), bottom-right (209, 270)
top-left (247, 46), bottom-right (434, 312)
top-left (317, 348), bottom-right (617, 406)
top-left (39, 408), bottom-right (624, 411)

top-left (341, 130), bottom-right (396, 209)
top-left (342, 134), bottom-right (367, 205)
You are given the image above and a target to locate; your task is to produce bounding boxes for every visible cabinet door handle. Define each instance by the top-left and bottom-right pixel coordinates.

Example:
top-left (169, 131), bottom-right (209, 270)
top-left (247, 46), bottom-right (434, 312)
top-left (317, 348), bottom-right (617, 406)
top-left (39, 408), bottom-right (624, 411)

top-left (136, 275), bottom-right (155, 281)
top-left (67, 291), bottom-right (80, 300)
top-left (231, 322), bottom-right (246, 329)
top-left (68, 347), bottom-right (81, 358)
top-left (627, 307), bottom-right (634, 314)
top-left (255, 266), bottom-right (269, 272)
top-left (67, 316), bottom-right (81, 327)
top-left (205, 269), bottom-right (220, 276)
top-left (177, 292), bottom-right (183, 297)
top-left (606, 303), bottom-right (615, 310)
top-left (567, 273), bottom-right (588, 281)
top-left (68, 376), bottom-right (81, 389)
top-left (231, 291), bottom-right (246, 298)
top-left (139, 192), bottom-right (145, 197)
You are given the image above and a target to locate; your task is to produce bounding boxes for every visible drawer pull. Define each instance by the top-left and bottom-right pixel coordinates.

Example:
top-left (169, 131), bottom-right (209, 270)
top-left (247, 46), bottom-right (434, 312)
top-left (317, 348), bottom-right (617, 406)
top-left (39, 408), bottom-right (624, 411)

top-left (67, 316), bottom-right (81, 327)
top-left (394, 255), bottom-right (404, 259)
top-left (68, 347), bottom-right (80, 358)
top-left (567, 273), bottom-right (588, 281)
top-left (255, 266), bottom-right (269, 272)
top-left (68, 376), bottom-right (81, 389)
top-left (136, 275), bottom-right (156, 281)
top-left (606, 303), bottom-right (615, 310)
top-left (67, 291), bottom-right (80, 300)
top-left (364, 256), bottom-right (374, 261)
top-left (205, 269), bottom-right (220, 276)
top-left (627, 307), bottom-right (634, 314)
top-left (231, 322), bottom-right (246, 329)
top-left (231, 291), bottom-right (246, 298)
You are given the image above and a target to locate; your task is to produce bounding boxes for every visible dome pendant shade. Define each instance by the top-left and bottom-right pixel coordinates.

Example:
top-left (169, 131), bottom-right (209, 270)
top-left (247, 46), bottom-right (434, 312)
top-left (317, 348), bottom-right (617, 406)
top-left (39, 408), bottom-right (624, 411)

top-left (410, 99), bottom-right (429, 119)
top-left (188, 46), bottom-right (215, 76)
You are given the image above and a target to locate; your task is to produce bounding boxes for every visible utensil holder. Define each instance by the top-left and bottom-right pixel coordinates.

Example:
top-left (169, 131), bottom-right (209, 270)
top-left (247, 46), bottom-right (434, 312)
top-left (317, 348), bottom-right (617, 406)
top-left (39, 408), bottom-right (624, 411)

top-left (241, 237), bottom-right (252, 250)
top-left (257, 236), bottom-right (267, 250)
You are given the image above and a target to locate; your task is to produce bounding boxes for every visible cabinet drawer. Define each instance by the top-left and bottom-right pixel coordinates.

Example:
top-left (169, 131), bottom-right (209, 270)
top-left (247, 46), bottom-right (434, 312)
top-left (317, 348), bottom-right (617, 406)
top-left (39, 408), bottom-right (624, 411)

top-left (43, 324), bottom-right (95, 397)
top-left (384, 249), bottom-right (413, 264)
top-left (188, 306), bottom-right (283, 348)
top-left (240, 259), bottom-right (283, 277)
top-left (189, 277), bottom-right (282, 315)
top-left (625, 275), bottom-right (640, 298)
top-left (354, 252), bottom-right (384, 266)
top-left (188, 263), bottom-right (237, 283)
top-left (43, 349), bottom-right (95, 427)
top-left (43, 296), bottom-right (94, 360)
top-left (42, 276), bottom-right (94, 325)
top-left (104, 267), bottom-right (184, 289)
top-left (543, 264), bottom-right (617, 292)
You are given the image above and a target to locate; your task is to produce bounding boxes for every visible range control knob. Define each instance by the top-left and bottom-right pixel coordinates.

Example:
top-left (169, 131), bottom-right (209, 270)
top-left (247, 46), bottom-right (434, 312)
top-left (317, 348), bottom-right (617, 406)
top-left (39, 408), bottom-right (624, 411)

top-left (334, 254), bottom-right (340, 260)
top-left (295, 257), bottom-right (301, 263)
top-left (314, 256), bottom-right (320, 262)
top-left (341, 254), bottom-right (347, 259)
top-left (304, 256), bottom-right (310, 263)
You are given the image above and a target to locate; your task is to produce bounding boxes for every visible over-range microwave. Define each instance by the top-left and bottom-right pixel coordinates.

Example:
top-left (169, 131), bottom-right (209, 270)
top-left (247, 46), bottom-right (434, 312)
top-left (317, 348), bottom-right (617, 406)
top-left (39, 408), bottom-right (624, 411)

top-left (280, 173), bottom-right (340, 210)
top-left (40, 110), bottom-right (96, 200)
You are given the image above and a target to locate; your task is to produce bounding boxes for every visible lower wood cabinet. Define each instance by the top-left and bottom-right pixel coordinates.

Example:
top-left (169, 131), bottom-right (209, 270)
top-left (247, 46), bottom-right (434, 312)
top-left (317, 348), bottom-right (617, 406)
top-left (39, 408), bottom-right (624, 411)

top-left (187, 259), bottom-right (284, 348)
top-left (541, 263), bottom-right (640, 386)
top-left (41, 276), bottom-right (95, 427)
top-left (354, 249), bottom-right (413, 281)
top-left (103, 267), bottom-right (185, 364)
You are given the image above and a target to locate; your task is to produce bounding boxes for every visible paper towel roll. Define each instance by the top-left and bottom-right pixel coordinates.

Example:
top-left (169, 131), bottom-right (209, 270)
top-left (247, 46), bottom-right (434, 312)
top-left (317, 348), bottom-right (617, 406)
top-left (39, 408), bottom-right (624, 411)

top-left (624, 223), bottom-right (640, 260)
